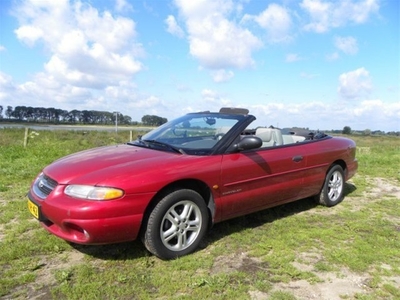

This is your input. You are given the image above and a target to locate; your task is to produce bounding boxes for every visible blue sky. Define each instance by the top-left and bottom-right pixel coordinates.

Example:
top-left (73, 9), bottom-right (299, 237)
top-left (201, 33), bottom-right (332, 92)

top-left (0, 0), bottom-right (399, 131)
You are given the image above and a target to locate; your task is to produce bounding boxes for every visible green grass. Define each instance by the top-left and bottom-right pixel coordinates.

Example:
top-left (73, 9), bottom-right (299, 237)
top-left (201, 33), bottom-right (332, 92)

top-left (350, 135), bottom-right (400, 180)
top-left (1, 129), bottom-right (399, 299)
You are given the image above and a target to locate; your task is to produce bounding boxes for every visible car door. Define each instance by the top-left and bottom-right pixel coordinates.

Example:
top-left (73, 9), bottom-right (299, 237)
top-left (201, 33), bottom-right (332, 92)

top-left (217, 145), bottom-right (307, 220)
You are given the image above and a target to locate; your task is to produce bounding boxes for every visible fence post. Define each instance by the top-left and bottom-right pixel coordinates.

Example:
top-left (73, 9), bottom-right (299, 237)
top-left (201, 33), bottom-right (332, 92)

top-left (24, 127), bottom-right (29, 148)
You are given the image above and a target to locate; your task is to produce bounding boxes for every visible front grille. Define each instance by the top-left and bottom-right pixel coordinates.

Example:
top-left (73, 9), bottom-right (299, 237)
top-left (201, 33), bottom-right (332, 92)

top-left (32, 173), bottom-right (58, 199)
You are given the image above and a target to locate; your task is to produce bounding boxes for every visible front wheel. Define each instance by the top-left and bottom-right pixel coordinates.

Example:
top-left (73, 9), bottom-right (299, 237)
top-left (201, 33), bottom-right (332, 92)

top-left (316, 165), bottom-right (345, 207)
top-left (142, 189), bottom-right (209, 259)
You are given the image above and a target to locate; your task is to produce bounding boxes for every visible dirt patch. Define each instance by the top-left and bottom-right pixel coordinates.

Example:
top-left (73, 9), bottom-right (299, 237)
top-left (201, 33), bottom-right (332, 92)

top-left (211, 251), bottom-right (372, 299)
top-left (211, 252), bottom-right (375, 299)
top-left (367, 177), bottom-right (400, 199)
top-left (211, 252), bottom-right (267, 276)
top-left (249, 178), bottom-right (400, 299)
top-left (5, 251), bottom-right (86, 300)
top-left (271, 253), bottom-right (371, 299)
top-left (269, 269), bottom-right (370, 300)
top-left (0, 225), bottom-right (4, 242)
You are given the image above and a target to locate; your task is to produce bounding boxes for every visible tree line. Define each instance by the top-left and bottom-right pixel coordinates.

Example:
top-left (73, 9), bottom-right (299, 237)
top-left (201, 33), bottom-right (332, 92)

top-left (1, 105), bottom-right (398, 135)
top-left (336, 126), bottom-right (399, 136)
top-left (0, 105), bottom-right (168, 126)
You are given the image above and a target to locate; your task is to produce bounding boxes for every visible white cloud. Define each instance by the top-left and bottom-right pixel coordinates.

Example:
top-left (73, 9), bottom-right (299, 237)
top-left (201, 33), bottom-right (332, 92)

top-left (0, 45), bottom-right (5, 51)
top-left (13, 0), bottom-right (71, 49)
top-left (353, 99), bottom-right (400, 120)
top-left (165, 15), bottom-right (185, 38)
top-left (201, 89), bottom-right (221, 102)
top-left (13, 1), bottom-right (143, 82)
top-left (301, 0), bottom-right (380, 33)
top-left (15, 25), bottom-right (44, 46)
top-left (210, 69), bottom-right (234, 83)
top-left (286, 53), bottom-right (303, 62)
top-left (243, 3), bottom-right (293, 43)
top-left (248, 99), bottom-right (399, 131)
top-left (114, 0), bottom-right (133, 12)
top-left (352, 100), bottom-right (400, 130)
top-left (300, 72), bottom-right (319, 79)
top-left (8, 0), bottom-right (144, 109)
top-left (173, 0), bottom-right (262, 70)
top-left (338, 67), bottom-right (372, 100)
top-left (103, 81), bottom-right (167, 115)
top-left (73, 6), bottom-right (138, 52)
top-left (174, 0), bottom-right (234, 18)
top-left (0, 71), bottom-right (163, 118)
top-left (354, 99), bottom-right (382, 117)
top-left (2, 67), bottom-right (397, 131)
top-left (334, 36), bottom-right (358, 55)
top-left (0, 72), bottom-right (17, 102)
top-left (201, 89), bottom-right (232, 107)
top-left (326, 52), bottom-right (339, 61)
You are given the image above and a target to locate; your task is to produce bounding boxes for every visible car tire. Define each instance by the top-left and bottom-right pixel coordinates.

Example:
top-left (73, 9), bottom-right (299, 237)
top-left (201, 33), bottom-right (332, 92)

top-left (316, 165), bottom-right (345, 207)
top-left (142, 189), bottom-right (209, 259)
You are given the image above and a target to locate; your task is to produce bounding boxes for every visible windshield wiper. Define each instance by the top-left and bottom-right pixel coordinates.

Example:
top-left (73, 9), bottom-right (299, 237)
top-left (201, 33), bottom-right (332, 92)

top-left (142, 139), bottom-right (186, 154)
top-left (128, 139), bottom-right (146, 148)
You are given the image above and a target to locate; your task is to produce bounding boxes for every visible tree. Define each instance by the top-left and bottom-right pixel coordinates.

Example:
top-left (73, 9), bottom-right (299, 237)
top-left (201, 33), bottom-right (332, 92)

top-left (141, 115), bottom-right (167, 126)
top-left (5, 106), bottom-right (13, 119)
top-left (66, 110), bottom-right (81, 123)
top-left (12, 106), bottom-right (28, 120)
top-left (342, 126), bottom-right (351, 134)
top-left (81, 110), bottom-right (93, 124)
top-left (0, 104), bottom-right (139, 125)
top-left (363, 129), bottom-right (371, 136)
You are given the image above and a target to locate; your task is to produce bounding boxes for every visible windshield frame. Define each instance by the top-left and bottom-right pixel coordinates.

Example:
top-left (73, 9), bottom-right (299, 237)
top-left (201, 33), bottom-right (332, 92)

top-left (130, 111), bottom-right (255, 155)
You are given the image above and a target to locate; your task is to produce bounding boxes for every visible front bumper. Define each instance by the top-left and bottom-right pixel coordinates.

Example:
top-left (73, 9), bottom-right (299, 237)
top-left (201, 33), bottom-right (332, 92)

top-left (27, 188), bottom-right (155, 245)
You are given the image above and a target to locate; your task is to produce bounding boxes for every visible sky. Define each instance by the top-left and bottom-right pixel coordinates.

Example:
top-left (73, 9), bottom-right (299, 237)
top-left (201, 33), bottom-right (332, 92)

top-left (0, 0), bottom-right (399, 132)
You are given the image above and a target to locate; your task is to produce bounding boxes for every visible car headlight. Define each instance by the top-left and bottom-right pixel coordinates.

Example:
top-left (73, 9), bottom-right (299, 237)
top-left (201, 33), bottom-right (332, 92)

top-left (64, 185), bottom-right (124, 200)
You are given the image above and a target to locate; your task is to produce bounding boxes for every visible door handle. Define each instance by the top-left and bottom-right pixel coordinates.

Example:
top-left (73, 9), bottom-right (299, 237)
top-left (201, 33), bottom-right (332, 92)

top-left (292, 155), bottom-right (303, 162)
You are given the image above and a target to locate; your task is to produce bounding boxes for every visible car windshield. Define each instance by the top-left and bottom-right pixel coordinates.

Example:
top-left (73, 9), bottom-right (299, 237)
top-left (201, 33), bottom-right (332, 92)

top-left (132, 113), bottom-right (243, 155)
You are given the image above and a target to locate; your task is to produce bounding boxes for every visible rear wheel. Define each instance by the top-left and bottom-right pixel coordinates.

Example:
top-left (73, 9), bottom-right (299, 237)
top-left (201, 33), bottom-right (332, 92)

top-left (142, 189), bottom-right (209, 259)
top-left (316, 165), bottom-right (345, 207)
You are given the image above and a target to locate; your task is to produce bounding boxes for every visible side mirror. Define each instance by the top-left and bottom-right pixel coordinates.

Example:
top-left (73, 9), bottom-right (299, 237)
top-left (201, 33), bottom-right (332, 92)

top-left (233, 136), bottom-right (262, 152)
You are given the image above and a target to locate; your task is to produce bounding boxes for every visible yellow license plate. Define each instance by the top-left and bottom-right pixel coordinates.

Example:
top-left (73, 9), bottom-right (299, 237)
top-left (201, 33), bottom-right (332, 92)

top-left (28, 200), bottom-right (39, 219)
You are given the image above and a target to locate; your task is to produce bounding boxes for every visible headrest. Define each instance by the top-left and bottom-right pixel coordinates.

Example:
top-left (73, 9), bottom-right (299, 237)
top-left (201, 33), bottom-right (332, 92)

top-left (255, 128), bottom-right (272, 142)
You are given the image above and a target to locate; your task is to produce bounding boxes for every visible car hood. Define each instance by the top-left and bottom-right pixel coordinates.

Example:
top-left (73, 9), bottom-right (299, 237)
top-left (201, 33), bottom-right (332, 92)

top-left (44, 144), bottom-right (182, 186)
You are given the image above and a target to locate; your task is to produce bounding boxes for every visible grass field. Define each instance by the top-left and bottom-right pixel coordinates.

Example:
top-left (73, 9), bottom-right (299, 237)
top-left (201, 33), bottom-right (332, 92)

top-left (0, 128), bottom-right (399, 299)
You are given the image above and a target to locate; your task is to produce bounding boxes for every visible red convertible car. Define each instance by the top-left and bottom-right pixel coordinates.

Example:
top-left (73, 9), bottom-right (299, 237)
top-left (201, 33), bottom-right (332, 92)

top-left (28, 108), bottom-right (358, 259)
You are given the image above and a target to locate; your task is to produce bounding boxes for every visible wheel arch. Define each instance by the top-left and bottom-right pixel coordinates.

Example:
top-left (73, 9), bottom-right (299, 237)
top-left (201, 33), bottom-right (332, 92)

top-left (330, 159), bottom-right (347, 178)
top-left (139, 179), bottom-right (215, 236)
top-left (315, 160), bottom-right (347, 207)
